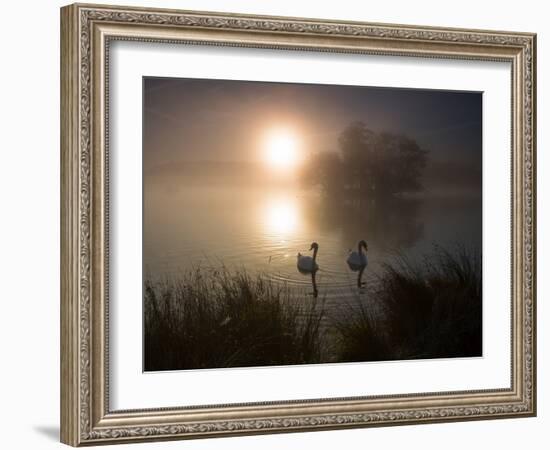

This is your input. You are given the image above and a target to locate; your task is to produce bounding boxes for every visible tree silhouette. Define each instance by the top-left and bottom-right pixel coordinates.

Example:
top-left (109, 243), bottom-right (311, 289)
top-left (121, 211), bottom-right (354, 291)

top-left (303, 122), bottom-right (428, 200)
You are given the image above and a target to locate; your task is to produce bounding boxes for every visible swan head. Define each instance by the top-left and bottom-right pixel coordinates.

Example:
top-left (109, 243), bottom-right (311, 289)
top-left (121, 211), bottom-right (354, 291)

top-left (359, 240), bottom-right (368, 251)
top-left (310, 242), bottom-right (319, 251)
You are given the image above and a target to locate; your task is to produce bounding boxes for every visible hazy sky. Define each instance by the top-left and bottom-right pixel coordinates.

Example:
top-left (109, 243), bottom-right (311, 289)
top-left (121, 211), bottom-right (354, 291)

top-left (143, 77), bottom-right (482, 171)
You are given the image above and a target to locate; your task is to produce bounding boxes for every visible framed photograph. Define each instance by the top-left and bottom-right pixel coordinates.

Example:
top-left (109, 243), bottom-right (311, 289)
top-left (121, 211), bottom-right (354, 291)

top-left (60, 3), bottom-right (537, 446)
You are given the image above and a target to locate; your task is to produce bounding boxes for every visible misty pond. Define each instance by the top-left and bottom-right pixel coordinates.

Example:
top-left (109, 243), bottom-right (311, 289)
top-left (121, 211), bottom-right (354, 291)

top-left (142, 78), bottom-right (483, 371)
top-left (144, 168), bottom-right (481, 357)
top-left (145, 183), bottom-right (481, 290)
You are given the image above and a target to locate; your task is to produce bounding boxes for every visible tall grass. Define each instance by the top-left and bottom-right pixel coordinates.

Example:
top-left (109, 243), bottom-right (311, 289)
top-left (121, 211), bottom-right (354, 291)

top-left (145, 246), bottom-right (482, 370)
top-left (144, 267), bottom-right (325, 371)
top-left (332, 245), bottom-right (482, 362)
top-left (331, 297), bottom-right (391, 362)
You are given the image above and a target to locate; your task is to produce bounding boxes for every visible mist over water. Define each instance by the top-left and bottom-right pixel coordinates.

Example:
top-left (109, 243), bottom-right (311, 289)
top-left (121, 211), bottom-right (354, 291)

top-left (144, 171), bottom-right (481, 321)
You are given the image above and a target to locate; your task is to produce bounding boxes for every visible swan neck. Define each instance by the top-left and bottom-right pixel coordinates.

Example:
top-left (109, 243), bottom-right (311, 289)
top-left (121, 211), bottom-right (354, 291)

top-left (358, 243), bottom-right (363, 255)
top-left (312, 247), bottom-right (318, 261)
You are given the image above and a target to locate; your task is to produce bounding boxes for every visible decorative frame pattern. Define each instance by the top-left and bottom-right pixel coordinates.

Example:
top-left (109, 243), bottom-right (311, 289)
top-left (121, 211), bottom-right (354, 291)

top-left (60, 3), bottom-right (536, 446)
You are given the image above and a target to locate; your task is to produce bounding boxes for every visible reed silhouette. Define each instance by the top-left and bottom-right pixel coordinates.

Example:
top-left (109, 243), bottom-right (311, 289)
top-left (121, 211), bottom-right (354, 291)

top-left (332, 245), bottom-right (482, 362)
top-left (144, 267), bottom-right (325, 371)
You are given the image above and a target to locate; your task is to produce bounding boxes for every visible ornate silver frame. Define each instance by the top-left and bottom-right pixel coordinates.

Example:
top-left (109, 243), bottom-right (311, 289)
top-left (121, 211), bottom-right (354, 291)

top-left (60, 3), bottom-right (536, 446)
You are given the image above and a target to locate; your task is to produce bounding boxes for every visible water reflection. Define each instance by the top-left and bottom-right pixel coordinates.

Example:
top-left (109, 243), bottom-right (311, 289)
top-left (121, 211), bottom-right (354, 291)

top-left (262, 195), bottom-right (300, 237)
top-left (315, 195), bottom-right (425, 252)
top-left (349, 265), bottom-right (366, 289)
top-left (144, 184), bottom-right (480, 302)
top-left (311, 272), bottom-right (318, 298)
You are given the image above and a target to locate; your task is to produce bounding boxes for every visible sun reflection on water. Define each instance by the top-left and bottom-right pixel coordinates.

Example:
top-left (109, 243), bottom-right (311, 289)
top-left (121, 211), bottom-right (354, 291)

top-left (262, 195), bottom-right (300, 237)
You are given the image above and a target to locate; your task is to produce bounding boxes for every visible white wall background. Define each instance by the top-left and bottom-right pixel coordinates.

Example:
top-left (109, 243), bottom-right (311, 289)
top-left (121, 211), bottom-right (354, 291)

top-left (0, 0), bottom-right (546, 448)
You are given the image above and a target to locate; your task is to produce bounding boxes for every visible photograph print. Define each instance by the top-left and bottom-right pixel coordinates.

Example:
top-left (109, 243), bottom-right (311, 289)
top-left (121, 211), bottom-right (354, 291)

top-left (143, 77), bottom-right (482, 372)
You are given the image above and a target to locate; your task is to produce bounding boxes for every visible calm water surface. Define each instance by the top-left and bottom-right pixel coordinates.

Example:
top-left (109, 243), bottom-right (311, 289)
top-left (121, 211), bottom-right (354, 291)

top-left (144, 183), bottom-right (481, 323)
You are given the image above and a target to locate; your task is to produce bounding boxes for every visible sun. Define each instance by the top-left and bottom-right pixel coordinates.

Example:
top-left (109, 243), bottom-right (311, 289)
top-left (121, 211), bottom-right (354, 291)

top-left (264, 130), bottom-right (301, 170)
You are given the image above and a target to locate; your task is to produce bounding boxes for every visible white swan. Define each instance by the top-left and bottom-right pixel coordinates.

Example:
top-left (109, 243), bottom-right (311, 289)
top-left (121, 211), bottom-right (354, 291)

top-left (347, 240), bottom-right (368, 287)
top-left (347, 240), bottom-right (368, 271)
top-left (297, 242), bottom-right (319, 274)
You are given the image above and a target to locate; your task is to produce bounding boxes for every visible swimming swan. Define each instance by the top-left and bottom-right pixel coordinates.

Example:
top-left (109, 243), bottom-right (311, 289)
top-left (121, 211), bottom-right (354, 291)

top-left (347, 240), bottom-right (368, 269)
top-left (347, 240), bottom-right (368, 287)
top-left (297, 242), bottom-right (319, 274)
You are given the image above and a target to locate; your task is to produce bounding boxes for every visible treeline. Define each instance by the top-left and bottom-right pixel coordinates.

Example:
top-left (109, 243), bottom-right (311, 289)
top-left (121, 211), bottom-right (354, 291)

top-left (300, 121), bottom-right (429, 200)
